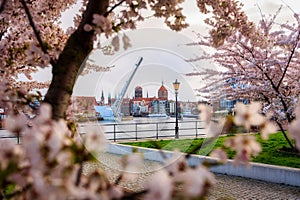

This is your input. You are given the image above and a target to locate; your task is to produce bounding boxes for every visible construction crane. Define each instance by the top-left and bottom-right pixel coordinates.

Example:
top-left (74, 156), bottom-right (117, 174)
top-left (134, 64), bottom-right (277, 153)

top-left (111, 57), bottom-right (143, 121)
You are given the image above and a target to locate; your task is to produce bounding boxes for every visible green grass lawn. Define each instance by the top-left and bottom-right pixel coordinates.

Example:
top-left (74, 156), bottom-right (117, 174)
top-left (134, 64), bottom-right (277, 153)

top-left (122, 132), bottom-right (300, 168)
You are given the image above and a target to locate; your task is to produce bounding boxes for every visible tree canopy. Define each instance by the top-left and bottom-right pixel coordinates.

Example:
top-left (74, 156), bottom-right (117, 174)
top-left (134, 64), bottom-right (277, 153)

top-left (0, 0), bottom-right (253, 119)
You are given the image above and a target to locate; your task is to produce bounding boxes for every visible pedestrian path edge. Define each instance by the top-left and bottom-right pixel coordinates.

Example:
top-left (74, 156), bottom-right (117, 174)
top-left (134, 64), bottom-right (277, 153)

top-left (106, 143), bottom-right (300, 187)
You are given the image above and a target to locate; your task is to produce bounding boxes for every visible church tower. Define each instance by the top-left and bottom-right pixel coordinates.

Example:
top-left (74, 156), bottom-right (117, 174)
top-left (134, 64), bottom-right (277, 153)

top-left (158, 82), bottom-right (168, 100)
top-left (108, 93), bottom-right (111, 105)
top-left (135, 86), bottom-right (143, 99)
top-left (100, 90), bottom-right (105, 105)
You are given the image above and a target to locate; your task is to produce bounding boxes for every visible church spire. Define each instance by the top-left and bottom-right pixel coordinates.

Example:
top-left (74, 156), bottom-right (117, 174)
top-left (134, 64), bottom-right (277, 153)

top-left (101, 90), bottom-right (105, 105)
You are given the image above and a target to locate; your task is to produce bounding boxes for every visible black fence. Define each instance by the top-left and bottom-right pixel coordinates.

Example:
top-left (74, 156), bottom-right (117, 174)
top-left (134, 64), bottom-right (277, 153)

top-left (0, 119), bottom-right (206, 144)
top-left (80, 119), bottom-right (206, 142)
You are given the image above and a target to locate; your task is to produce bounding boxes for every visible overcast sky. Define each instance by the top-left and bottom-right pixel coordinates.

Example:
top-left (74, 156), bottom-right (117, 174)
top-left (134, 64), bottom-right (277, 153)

top-left (43, 1), bottom-right (300, 102)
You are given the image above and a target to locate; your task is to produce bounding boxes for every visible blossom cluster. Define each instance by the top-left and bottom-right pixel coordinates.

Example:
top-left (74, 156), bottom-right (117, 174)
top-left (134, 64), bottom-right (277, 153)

top-left (0, 102), bottom-right (217, 199)
top-left (1, 87), bottom-right (299, 199)
top-left (199, 102), bottom-right (279, 165)
top-left (0, 103), bottom-right (124, 199)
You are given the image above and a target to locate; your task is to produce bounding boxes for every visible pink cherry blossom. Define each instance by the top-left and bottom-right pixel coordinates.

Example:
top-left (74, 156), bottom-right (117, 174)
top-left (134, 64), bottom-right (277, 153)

top-left (83, 125), bottom-right (107, 153)
top-left (163, 149), bottom-right (186, 176)
top-left (224, 135), bottom-right (262, 165)
top-left (198, 103), bottom-right (213, 126)
top-left (121, 153), bottom-right (144, 181)
top-left (260, 119), bottom-right (278, 140)
top-left (234, 102), bottom-right (265, 130)
top-left (174, 165), bottom-right (215, 197)
top-left (143, 169), bottom-right (173, 200)
top-left (210, 148), bottom-right (228, 163)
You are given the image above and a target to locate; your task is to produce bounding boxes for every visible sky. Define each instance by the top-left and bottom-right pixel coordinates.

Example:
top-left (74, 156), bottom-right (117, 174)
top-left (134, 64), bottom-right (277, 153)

top-left (53, 1), bottom-right (300, 102)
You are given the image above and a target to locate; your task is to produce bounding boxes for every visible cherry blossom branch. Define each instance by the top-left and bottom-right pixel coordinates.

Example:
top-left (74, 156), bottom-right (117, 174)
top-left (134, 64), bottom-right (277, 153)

top-left (19, 0), bottom-right (55, 66)
top-left (75, 163), bottom-right (83, 186)
top-left (105, 0), bottom-right (126, 17)
top-left (227, 42), bottom-right (294, 123)
top-left (248, 59), bottom-right (292, 122)
top-left (260, 92), bottom-right (294, 149)
top-left (276, 31), bottom-right (300, 90)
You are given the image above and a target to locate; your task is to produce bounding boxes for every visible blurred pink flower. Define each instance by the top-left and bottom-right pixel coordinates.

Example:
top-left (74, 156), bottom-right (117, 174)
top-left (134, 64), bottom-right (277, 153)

top-left (163, 149), bottom-right (186, 176)
top-left (121, 153), bottom-right (143, 181)
top-left (260, 120), bottom-right (277, 140)
top-left (143, 169), bottom-right (172, 200)
top-left (174, 166), bottom-right (215, 197)
top-left (198, 103), bottom-right (212, 126)
top-left (83, 125), bottom-right (107, 153)
top-left (122, 34), bottom-right (132, 50)
top-left (224, 135), bottom-right (261, 165)
top-left (4, 113), bottom-right (27, 134)
top-left (234, 102), bottom-right (265, 130)
top-left (210, 148), bottom-right (228, 163)
top-left (288, 118), bottom-right (300, 151)
top-left (111, 35), bottom-right (120, 51)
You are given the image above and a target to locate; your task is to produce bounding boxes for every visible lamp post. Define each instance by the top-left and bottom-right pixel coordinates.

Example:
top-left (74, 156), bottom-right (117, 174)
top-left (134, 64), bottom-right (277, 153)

top-left (173, 79), bottom-right (180, 139)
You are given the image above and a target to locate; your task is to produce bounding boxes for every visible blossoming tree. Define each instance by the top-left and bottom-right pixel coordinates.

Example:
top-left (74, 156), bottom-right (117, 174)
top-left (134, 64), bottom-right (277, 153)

top-left (2, 0), bottom-right (300, 199)
top-left (0, 0), bottom-right (254, 119)
top-left (189, 6), bottom-right (300, 150)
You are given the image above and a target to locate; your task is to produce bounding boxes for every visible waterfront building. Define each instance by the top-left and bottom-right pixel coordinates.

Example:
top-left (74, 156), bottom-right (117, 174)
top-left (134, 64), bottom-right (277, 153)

top-left (132, 100), bottom-right (149, 116)
top-left (120, 97), bottom-right (131, 116)
top-left (131, 82), bottom-right (170, 116)
top-left (219, 78), bottom-right (249, 112)
top-left (134, 86), bottom-right (143, 98)
top-left (151, 100), bottom-right (170, 115)
top-left (181, 101), bottom-right (198, 115)
top-left (98, 82), bottom-right (201, 119)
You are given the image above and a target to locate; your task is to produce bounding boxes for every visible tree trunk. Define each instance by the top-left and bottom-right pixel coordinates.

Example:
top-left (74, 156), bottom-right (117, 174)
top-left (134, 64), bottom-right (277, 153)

top-left (44, 0), bottom-right (109, 120)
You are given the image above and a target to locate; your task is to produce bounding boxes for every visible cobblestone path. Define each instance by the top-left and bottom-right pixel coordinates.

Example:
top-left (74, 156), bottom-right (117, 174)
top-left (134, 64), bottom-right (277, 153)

top-left (83, 152), bottom-right (300, 200)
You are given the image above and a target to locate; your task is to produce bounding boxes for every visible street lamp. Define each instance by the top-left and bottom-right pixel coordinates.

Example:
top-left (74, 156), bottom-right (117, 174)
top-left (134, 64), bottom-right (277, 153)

top-left (173, 79), bottom-right (180, 139)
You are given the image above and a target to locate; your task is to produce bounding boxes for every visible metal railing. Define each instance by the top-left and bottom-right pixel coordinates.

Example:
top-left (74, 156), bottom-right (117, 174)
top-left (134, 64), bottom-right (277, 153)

top-left (80, 119), bottom-right (206, 142)
top-left (0, 119), bottom-right (206, 144)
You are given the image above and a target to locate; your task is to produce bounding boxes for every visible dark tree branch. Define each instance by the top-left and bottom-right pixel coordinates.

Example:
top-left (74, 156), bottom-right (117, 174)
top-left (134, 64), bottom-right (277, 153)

top-left (261, 92), bottom-right (294, 149)
top-left (229, 41), bottom-right (293, 123)
top-left (20, 0), bottom-right (55, 66)
top-left (105, 0), bottom-right (126, 17)
top-left (276, 121), bottom-right (295, 150)
top-left (276, 30), bottom-right (300, 90)
top-left (75, 163), bottom-right (83, 186)
top-left (0, 0), bottom-right (7, 14)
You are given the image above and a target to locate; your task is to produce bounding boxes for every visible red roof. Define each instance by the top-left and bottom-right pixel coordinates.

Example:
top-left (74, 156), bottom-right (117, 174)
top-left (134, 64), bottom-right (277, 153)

top-left (158, 85), bottom-right (167, 92)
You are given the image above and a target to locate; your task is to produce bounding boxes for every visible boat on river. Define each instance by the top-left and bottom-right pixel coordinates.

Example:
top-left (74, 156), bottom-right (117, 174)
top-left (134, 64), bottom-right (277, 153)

top-left (147, 113), bottom-right (170, 119)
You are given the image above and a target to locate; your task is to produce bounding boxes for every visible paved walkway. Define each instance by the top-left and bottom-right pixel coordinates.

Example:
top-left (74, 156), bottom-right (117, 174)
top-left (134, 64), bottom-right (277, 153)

top-left (83, 152), bottom-right (300, 200)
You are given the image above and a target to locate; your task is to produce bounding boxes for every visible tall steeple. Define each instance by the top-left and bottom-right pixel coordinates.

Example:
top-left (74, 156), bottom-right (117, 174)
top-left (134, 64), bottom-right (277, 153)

top-left (108, 93), bottom-right (111, 105)
top-left (101, 90), bottom-right (105, 105)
